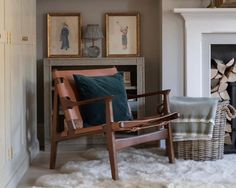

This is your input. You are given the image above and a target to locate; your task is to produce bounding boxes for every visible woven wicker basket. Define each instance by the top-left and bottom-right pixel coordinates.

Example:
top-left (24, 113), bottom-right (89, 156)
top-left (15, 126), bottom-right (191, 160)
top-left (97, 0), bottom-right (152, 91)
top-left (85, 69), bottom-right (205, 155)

top-left (173, 101), bottom-right (228, 161)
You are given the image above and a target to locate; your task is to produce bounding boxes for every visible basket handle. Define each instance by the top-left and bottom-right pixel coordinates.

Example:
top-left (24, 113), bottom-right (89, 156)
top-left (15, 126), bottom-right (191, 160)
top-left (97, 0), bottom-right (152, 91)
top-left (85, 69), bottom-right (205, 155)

top-left (223, 104), bottom-right (236, 121)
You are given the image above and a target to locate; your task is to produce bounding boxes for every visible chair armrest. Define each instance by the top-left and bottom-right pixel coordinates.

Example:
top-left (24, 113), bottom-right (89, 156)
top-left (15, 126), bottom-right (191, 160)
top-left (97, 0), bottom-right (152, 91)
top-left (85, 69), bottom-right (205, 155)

top-left (128, 89), bottom-right (171, 115)
top-left (112, 112), bottom-right (179, 131)
top-left (127, 89), bottom-right (170, 100)
top-left (61, 95), bottom-right (115, 124)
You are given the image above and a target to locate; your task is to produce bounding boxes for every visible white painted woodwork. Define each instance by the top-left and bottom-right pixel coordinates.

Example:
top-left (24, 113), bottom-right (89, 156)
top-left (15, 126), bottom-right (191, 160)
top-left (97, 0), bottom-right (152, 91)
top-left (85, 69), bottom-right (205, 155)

top-left (0, 0), bottom-right (37, 187)
top-left (0, 43), bottom-right (5, 173)
top-left (21, 0), bottom-right (34, 44)
top-left (4, 44), bottom-right (11, 162)
top-left (22, 44), bottom-right (38, 156)
top-left (10, 44), bottom-right (25, 160)
top-left (2, 42), bottom-right (12, 188)
top-left (0, 0), bottom-right (4, 43)
top-left (174, 8), bottom-right (236, 97)
top-left (5, 0), bottom-right (21, 44)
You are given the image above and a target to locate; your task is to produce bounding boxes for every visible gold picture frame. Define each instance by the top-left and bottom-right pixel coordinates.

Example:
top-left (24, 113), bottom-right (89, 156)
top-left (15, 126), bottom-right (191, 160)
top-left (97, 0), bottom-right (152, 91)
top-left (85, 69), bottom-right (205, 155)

top-left (215, 0), bottom-right (236, 7)
top-left (105, 13), bottom-right (140, 57)
top-left (47, 13), bottom-right (82, 58)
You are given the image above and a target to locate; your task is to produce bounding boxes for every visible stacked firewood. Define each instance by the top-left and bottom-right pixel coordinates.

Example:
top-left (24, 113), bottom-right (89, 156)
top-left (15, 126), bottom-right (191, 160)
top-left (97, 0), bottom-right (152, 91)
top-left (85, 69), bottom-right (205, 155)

top-left (211, 58), bottom-right (236, 145)
top-left (211, 58), bottom-right (236, 101)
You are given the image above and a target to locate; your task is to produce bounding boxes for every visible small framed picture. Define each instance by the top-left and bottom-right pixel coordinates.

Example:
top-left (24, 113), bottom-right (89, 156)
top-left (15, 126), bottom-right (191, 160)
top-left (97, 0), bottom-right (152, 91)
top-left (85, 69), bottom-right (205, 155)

top-left (47, 13), bottom-right (82, 58)
top-left (105, 13), bottom-right (140, 57)
top-left (216, 0), bottom-right (236, 7)
top-left (123, 71), bottom-right (131, 86)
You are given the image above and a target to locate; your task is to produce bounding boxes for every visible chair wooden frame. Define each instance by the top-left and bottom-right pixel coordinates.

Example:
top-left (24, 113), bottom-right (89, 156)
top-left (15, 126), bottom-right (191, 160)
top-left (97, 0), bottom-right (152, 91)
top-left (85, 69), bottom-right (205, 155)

top-left (50, 67), bottom-right (179, 180)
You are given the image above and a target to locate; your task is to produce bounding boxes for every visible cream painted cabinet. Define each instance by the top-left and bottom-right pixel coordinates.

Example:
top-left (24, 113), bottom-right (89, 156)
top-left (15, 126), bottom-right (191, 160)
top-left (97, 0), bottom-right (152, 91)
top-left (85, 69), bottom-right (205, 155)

top-left (21, 0), bottom-right (35, 44)
top-left (10, 44), bottom-right (26, 161)
top-left (0, 43), bottom-right (6, 181)
top-left (0, 0), bottom-right (5, 172)
top-left (0, 0), bottom-right (37, 187)
top-left (0, 0), bottom-right (4, 43)
top-left (1, 42), bottom-right (27, 188)
top-left (5, 0), bottom-right (21, 44)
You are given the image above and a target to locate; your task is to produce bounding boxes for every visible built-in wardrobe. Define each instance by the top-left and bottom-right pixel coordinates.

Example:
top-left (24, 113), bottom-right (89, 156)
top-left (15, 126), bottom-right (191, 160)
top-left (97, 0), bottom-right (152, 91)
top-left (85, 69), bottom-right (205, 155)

top-left (0, 0), bottom-right (38, 187)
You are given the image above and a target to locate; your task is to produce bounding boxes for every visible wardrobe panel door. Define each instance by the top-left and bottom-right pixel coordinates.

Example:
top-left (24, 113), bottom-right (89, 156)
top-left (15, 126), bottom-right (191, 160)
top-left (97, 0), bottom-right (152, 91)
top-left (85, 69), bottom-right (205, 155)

top-left (21, 0), bottom-right (34, 44)
top-left (5, 44), bottom-right (11, 161)
top-left (5, 0), bottom-right (21, 44)
top-left (10, 44), bottom-right (25, 160)
top-left (0, 43), bottom-right (6, 170)
top-left (0, 0), bottom-right (4, 43)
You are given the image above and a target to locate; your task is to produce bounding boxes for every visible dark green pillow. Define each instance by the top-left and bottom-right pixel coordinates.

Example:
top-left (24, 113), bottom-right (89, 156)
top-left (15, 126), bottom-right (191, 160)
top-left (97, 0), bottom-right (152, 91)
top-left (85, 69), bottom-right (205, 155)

top-left (73, 72), bottom-right (133, 127)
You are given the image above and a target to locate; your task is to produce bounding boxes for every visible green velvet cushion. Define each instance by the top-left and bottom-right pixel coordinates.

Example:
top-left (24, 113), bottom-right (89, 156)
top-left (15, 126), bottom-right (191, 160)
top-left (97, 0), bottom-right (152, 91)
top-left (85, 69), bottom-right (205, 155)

top-left (73, 72), bottom-right (133, 127)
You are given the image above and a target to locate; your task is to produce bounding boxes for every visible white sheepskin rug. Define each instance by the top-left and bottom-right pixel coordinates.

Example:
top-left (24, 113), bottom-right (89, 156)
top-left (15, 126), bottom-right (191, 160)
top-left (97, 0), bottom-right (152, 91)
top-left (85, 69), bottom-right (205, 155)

top-left (34, 147), bottom-right (236, 188)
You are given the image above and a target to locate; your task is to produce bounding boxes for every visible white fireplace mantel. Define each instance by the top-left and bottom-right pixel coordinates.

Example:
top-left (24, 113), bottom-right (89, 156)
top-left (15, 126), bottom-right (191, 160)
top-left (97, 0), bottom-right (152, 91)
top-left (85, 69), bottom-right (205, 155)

top-left (174, 8), bottom-right (236, 97)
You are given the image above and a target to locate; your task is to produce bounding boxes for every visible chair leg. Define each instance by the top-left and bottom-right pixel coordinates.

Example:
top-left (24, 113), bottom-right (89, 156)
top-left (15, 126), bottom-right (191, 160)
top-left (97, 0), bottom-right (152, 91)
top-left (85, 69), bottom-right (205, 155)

top-left (166, 124), bottom-right (175, 163)
top-left (50, 141), bottom-right (58, 169)
top-left (50, 91), bottom-right (59, 169)
top-left (106, 128), bottom-right (119, 180)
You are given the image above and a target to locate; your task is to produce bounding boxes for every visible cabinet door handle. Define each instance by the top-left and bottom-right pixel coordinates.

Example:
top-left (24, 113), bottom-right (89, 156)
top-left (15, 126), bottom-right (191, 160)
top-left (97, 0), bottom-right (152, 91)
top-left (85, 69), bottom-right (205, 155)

top-left (22, 36), bottom-right (28, 41)
top-left (0, 33), bottom-right (1, 39)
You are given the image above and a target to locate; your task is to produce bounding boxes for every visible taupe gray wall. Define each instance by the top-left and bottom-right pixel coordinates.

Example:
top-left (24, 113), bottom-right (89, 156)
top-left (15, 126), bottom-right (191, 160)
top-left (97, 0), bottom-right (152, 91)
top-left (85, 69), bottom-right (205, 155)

top-left (162, 0), bottom-right (208, 96)
top-left (36, 0), bottom-right (162, 129)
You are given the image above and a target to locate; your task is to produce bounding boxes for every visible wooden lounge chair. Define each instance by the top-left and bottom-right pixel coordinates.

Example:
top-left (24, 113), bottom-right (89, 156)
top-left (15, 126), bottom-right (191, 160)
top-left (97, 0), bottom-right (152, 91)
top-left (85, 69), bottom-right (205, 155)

top-left (50, 67), bottom-right (179, 180)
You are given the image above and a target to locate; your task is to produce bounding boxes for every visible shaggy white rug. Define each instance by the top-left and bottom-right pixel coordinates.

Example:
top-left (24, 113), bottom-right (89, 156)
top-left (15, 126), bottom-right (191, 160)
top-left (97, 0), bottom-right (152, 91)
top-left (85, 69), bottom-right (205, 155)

top-left (34, 147), bottom-right (236, 188)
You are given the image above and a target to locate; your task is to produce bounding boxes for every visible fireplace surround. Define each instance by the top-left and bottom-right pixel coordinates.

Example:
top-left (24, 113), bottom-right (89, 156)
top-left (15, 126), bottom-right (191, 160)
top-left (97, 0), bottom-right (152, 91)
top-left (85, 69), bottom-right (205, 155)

top-left (174, 8), bottom-right (236, 152)
top-left (174, 8), bottom-right (236, 97)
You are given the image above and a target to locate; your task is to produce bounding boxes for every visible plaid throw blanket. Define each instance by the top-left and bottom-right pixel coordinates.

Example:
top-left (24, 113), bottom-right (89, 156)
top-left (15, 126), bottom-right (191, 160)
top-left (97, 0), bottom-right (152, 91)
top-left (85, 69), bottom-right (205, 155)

top-left (170, 97), bottom-right (218, 141)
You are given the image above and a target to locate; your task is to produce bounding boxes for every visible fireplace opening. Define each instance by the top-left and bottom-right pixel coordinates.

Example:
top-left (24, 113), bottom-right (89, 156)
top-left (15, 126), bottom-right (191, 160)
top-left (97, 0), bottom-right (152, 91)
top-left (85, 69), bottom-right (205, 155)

top-left (212, 45), bottom-right (236, 62)
top-left (211, 44), bottom-right (236, 153)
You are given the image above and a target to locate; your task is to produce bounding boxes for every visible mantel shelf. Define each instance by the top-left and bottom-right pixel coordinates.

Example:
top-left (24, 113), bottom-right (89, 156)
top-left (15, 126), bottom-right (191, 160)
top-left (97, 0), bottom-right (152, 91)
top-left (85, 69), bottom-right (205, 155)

top-left (174, 8), bottom-right (236, 14)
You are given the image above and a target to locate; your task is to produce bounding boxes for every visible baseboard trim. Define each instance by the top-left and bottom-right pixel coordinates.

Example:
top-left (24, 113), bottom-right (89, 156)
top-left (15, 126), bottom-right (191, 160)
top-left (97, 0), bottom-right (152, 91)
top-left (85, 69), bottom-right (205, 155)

top-left (5, 153), bottom-right (29, 188)
top-left (1, 140), bottom-right (39, 188)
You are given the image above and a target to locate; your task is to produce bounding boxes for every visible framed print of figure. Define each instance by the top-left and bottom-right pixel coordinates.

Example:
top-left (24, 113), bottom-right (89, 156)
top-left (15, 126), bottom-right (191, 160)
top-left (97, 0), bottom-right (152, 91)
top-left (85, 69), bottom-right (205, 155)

top-left (47, 13), bottom-right (81, 57)
top-left (105, 13), bottom-right (140, 57)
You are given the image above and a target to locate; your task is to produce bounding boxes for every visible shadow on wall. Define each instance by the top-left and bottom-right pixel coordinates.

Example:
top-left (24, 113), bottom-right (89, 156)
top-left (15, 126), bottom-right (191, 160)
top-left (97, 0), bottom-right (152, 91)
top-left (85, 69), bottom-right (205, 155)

top-left (25, 80), bottom-right (39, 159)
top-left (37, 59), bottom-right (45, 149)
top-left (127, 0), bottom-right (161, 116)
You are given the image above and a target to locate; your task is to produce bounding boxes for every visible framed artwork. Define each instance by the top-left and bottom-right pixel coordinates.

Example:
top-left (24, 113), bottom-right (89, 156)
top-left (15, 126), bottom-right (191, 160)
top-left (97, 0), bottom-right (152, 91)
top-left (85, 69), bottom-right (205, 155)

top-left (215, 0), bottom-right (236, 7)
top-left (105, 13), bottom-right (140, 57)
top-left (47, 13), bottom-right (81, 58)
top-left (123, 71), bottom-right (131, 86)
